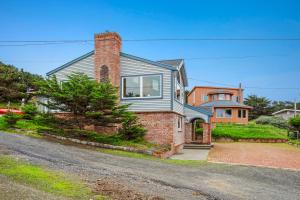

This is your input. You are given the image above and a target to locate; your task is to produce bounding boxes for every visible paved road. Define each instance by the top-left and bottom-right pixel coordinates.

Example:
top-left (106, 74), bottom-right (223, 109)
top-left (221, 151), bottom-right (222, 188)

top-left (0, 132), bottom-right (300, 200)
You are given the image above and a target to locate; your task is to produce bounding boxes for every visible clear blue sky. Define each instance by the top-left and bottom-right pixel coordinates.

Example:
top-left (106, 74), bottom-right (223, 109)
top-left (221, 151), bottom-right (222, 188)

top-left (1, 0), bottom-right (300, 101)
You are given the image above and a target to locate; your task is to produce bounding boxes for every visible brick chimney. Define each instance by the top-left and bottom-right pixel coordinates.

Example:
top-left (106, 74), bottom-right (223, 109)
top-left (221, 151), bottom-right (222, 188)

top-left (94, 32), bottom-right (122, 87)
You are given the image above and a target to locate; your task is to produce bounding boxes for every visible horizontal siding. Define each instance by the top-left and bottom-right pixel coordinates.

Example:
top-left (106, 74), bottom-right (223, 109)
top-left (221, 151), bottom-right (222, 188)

top-left (120, 56), bottom-right (172, 112)
top-left (50, 54), bottom-right (95, 82)
top-left (173, 100), bottom-right (184, 115)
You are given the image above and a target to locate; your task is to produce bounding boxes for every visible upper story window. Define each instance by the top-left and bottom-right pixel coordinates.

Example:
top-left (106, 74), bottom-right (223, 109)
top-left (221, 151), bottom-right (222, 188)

top-left (174, 75), bottom-right (184, 103)
top-left (219, 94), bottom-right (225, 100)
top-left (122, 74), bottom-right (162, 99)
top-left (216, 108), bottom-right (232, 118)
top-left (202, 95), bottom-right (208, 102)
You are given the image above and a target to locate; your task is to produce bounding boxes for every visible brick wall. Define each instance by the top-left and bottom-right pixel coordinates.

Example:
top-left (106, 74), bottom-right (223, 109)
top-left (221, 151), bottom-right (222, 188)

top-left (94, 32), bottom-right (122, 87)
top-left (184, 123), bottom-right (193, 143)
top-left (136, 112), bottom-right (184, 147)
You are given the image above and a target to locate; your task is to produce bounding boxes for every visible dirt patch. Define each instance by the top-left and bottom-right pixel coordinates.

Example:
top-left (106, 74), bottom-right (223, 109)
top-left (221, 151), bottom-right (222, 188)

top-left (93, 177), bottom-right (164, 200)
top-left (0, 145), bottom-right (12, 155)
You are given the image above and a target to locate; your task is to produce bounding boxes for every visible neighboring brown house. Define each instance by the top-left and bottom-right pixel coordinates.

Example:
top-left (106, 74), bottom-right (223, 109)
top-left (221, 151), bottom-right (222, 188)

top-left (187, 86), bottom-right (252, 124)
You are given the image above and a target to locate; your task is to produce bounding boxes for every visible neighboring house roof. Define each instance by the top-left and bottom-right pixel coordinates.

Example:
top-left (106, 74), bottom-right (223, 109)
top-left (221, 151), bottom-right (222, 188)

top-left (272, 109), bottom-right (300, 115)
top-left (157, 59), bottom-right (188, 87)
top-left (184, 104), bottom-right (213, 116)
top-left (207, 89), bottom-right (234, 95)
top-left (46, 51), bottom-right (185, 78)
top-left (187, 86), bottom-right (243, 97)
top-left (200, 100), bottom-right (252, 109)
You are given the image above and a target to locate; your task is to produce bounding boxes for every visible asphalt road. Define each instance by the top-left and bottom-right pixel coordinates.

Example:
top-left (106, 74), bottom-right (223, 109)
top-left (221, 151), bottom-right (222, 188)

top-left (0, 132), bottom-right (300, 200)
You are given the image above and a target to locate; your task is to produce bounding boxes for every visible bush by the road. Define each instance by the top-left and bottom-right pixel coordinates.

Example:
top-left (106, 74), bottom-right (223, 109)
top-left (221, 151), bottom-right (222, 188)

top-left (289, 116), bottom-right (300, 131)
top-left (254, 115), bottom-right (290, 130)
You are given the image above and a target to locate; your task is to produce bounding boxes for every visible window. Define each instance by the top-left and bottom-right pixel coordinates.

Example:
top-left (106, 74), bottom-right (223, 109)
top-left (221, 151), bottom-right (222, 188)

top-left (202, 95), bottom-right (208, 102)
top-left (174, 75), bottom-right (183, 103)
top-left (216, 108), bottom-right (232, 118)
top-left (178, 116), bottom-right (182, 131)
top-left (100, 65), bottom-right (109, 82)
top-left (123, 76), bottom-right (140, 97)
top-left (238, 109), bottom-right (247, 118)
top-left (219, 94), bottom-right (225, 100)
top-left (122, 75), bottom-right (162, 98)
top-left (212, 94), bottom-right (218, 101)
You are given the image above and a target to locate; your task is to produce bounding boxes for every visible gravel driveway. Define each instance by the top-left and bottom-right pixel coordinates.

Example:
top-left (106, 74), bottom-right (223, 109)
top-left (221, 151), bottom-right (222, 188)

top-left (209, 143), bottom-right (300, 170)
top-left (0, 132), bottom-right (300, 200)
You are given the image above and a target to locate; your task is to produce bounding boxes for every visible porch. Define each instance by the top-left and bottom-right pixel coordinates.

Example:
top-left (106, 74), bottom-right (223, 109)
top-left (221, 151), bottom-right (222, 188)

top-left (184, 104), bottom-right (213, 147)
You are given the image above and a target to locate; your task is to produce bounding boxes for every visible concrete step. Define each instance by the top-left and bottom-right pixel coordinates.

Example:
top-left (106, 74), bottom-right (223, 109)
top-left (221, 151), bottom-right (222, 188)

top-left (183, 143), bottom-right (214, 149)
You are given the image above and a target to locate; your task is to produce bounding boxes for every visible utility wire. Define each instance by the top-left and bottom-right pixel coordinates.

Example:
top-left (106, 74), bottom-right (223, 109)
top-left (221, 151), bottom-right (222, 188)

top-left (1, 37), bottom-right (300, 47)
top-left (188, 77), bottom-right (300, 90)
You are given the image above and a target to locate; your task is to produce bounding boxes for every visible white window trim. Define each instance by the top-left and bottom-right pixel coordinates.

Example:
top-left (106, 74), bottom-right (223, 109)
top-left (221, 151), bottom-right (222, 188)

top-left (121, 74), bottom-right (162, 99)
top-left (174, 77), bottom-right (184, 104)
top-left (178, 116), bottom-right (182, 131)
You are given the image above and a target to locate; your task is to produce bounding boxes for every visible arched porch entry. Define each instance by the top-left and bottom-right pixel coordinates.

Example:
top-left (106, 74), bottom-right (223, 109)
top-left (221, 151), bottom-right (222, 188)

top-left (186, 117), bottom-right (211, 144)
top-left (184, 104), bottom-right (213, 144)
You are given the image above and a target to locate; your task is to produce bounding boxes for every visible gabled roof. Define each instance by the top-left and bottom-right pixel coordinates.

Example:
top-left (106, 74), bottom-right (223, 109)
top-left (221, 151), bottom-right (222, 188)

top-left (272, 109), bottom-right (300, 115)
top-left (157, 59), bottom-right (183, 68)
top-left (200, 100), bottom-right (252, 109)
top-left (46, 51), bottom-right (94, 76)
top-left (157, 59), bottom-right (188, 87)
top-left (120, 52), bottom-right (176, 71)
top-left (46, 51), bottom-right (180, 76)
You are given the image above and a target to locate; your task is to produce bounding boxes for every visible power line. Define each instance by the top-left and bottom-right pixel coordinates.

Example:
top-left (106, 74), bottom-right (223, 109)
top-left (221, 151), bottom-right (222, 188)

top-left (188, 77), bottom-right (300, 90)
top-left (0, 37), bottom-right (300, 47)
top-left (1, 38), bottom-right (300, 43)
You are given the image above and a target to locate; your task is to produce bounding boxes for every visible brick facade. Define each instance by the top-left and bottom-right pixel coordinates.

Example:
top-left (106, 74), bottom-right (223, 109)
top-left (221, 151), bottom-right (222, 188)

top-left (184, 123), bottom-right (193, 143)
top-left (202, 123), bottom-right (211, 144)
top-left (136, 112), bottom-right (185, 150)
top-left (94, 32), bottom-right (122, 87)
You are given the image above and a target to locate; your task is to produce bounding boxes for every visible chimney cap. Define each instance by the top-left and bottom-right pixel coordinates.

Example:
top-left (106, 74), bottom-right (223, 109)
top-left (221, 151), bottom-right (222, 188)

top-left (94, 32), bottom-right (122, 41)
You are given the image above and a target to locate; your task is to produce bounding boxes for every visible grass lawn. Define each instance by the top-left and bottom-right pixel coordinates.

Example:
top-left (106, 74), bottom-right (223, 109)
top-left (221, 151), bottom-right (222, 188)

top-left (0, 155), bottom-right (106, 200)
top-left (213, 123), bottom-right (288, 140)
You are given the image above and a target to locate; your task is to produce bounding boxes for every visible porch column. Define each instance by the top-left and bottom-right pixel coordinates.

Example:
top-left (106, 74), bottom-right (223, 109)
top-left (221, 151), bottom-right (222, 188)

top-left (202, 123), bottom-right (211, 144)
top-left (184, 123), bottom-right (192, 143)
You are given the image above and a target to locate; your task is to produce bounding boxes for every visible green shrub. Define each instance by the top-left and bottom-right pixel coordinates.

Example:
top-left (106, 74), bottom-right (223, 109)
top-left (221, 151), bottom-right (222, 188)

top-left (3, 112), bottom-right (22, 127)
top-left (118, 113), bottom-right (146, 141)
top-left (195, 128), bottom-right (203, 135)
top-left (254, 115), bottom-right (290, 129)
top-left (0, 117), bottom-right (8, 130)
top-left (289, 116), bottom-right (300, 129)
top-left (21, 103), bottom-right (38, 120)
